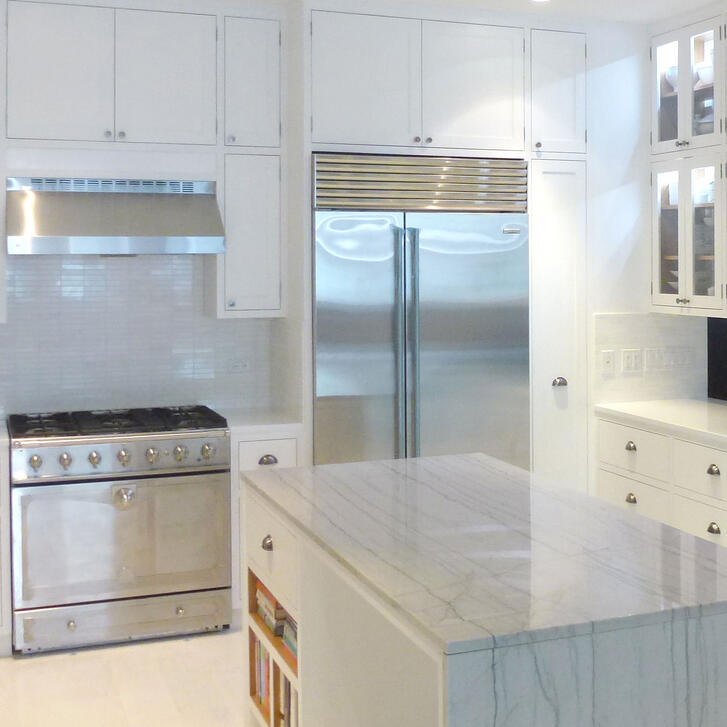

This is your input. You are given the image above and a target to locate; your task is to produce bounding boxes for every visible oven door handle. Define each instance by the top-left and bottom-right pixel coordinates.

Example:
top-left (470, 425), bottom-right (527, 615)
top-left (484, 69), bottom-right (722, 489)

top-left (113, 487), bottom-right (136, 510)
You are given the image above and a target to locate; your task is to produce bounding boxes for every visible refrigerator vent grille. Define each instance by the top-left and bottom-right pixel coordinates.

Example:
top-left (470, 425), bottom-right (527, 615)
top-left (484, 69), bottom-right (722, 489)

top-left (314, 154), bottom-right (527, 212)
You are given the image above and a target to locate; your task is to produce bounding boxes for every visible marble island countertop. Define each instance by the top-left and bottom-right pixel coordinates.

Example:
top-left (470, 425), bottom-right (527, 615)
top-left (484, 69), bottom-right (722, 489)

top-left (242, 453), bottom-right (727, 655)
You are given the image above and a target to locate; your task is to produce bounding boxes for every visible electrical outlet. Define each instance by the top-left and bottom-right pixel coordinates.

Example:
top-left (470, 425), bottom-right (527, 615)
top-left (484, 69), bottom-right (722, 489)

top-left (601, 349), bottom-right (616, 375)
top-left (621, 348), bottom-right (643, 373)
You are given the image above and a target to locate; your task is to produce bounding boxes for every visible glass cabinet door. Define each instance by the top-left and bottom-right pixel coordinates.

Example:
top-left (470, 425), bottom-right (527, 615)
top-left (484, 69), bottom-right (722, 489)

top-left (653, 166), bottom-right (681, 305)
top-left (654, 37), bottom-right (680, 152)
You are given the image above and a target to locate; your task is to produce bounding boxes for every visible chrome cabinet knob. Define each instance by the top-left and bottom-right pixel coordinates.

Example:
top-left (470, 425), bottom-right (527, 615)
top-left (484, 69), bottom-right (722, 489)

top-left (625, 492), bottom-right (638, 504)
top-left (708, 464), bottom-right (721, 476)
top-left (67, 620), bottom-right (76, 631)
top-left (176, 606), bottom-right (185, 616)
top-left (117, 448), bottom-right (131, 466)
top-left (227, 134), bottom-right (236, 143)
top-left (104, 130), bottom-right (112, 138)
top-left (535, 141), bottom-right (543, 149)
top-left (425, 137), bottom-right (433, 144)
top-left (88, 451), bottom-right (101, 468)
top-left (625, 441), bottom-right (637, 452)
top-left (28, 454), bottom-right (42, 471)
top-left (145, 447), bottom-right (159, 464)
top-left (552, 377), bottom-right (568, 387)
top-left (201, 443), bottom-right (216, 460)
top-left (113, 487), bottom-right (135, 510)
top-left (708, 521), bottom-right (722, 535)
top-left (258, 454), bottom-right (278, 466)
top-left (414, 136), bottom-right (422, 143)
top-left (173, 445), bottom-right (188, 462)
top-left (261, 534), bottom-right (274, 552)
top-left (59, 452), bottom-right (72, 470)
top-left (118, 130), bottom-right (126, 139)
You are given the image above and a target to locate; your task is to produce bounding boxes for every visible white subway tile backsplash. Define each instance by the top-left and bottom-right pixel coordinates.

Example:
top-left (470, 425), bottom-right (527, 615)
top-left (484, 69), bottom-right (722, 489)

top-left (0, 255), bottom-right (278, 415)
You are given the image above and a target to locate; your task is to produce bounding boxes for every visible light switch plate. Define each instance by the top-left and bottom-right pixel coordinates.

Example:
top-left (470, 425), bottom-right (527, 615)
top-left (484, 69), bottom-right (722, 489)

top-left (621, 348), bottom-right (643, 373)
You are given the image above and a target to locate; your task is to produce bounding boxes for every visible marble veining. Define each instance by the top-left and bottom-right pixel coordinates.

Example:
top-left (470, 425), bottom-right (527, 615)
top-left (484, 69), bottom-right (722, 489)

top-left (242, 453), bottom-right (727, 655)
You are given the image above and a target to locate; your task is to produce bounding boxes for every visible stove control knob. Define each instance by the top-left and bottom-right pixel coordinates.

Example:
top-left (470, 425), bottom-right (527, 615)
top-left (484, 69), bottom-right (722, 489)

top-left (117, 449), bottom-right (131, 467)
top-left (200, 443), bottom-right (216, 460)
top-left (145, 447), bottom-right (160, 464)
top-left (59, 452), bottom-right (72, 470)
top-left (88, 451), bottom-right (101, 468)
top-left (173, 445), bottom-right (188, 462)
top-left (28, 454), bottom-right (42, 472)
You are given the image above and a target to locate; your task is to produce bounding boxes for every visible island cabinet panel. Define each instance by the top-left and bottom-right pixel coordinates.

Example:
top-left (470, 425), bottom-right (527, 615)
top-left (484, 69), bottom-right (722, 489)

top-left (7, 1), bottom-right (115, 142)
top-left (596, 469), bottom-right (673, 524)
top-left (598, 420), bottom-right (671, 482)
top-left (673, 439), bottom-right (727, 501)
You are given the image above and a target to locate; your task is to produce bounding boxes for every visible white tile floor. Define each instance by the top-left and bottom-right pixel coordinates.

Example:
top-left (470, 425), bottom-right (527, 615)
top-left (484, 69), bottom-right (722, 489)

top-left (0, 631), bottom-right (249, 726)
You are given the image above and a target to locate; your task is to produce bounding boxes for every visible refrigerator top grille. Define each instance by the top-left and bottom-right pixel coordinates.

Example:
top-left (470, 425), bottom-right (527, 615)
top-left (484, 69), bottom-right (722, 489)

top-left (314, 154), bottom-right (528, 212)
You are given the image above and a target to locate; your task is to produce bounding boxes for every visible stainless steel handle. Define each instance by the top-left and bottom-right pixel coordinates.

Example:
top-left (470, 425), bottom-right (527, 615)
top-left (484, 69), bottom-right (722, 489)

top-left (406, 227), bottom-right (421, 458)
top-left (394, 226), bottom-right (406, 459)
top-left (552, 377), bottom-right (568, 387)
top-left (228, 300), bottom-right (236, 308)
top-left (67, 620), bottom-right (76, 631)
top-left (425, 137), bottom-right (433, 144)
top-left (502, 226), bottom-right (522, 235)
top-left (625, 441), bottom-right (637, 452)
top-left (104, 130), bottom-right (112, 139)
top-left (261, 535), bottom-right (273, 552)
top-left (676, 297), bottom-right (691, 304)
top-left (113, 487), bottom-right (136, 510)
top-left (118, 131), bottom-right (126, 140)
top-left (414, 136), bottom-right (421, 143)
top-left (625, 492), bottom-right (637, 504)
top-left (708, 464), bottom-right (721, 476)
top-left (258, 454), bottom-right (278, 466)
top-left (675, 140), bottom-right (691, 147)
top-left (708, 521), bottom-right (722, 535)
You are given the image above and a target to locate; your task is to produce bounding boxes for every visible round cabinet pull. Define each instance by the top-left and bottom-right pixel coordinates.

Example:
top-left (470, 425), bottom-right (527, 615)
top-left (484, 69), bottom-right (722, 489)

top-left (708, 464), bottom-right (721, 476)
top-left (625, 492), bottom-right (638, 504)
top-left (104, 130), bottom-right (112, 139)
top-left (227, 134), bottom-right (236, 144)
top-left (414, 136), bottom-right (422, 143)
top-left (425, 137), bottom-right (433, 144)
top-left (625, 441), bottom-right (637, 452)
top-left (551, 377), bottom-right (568, 387)
top-left (535, 141), bottom-right (543, 149)
top-left (708, 522), bottom-right (722, 535)
top-left (176, 606), bottom-right (185, 616)
top-left (118, 130), bottom-right (126, 140)
top-left (67, 620), bottom-right (77, 631)
top-left (261, 534), bottom-right (274, 552)
top-left (258, 454), bottom-right (279, 466)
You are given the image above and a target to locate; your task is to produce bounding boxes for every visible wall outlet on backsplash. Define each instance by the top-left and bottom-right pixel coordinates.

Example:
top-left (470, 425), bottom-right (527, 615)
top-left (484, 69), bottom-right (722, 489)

top-left (601, 349), bottom-right (616, 376)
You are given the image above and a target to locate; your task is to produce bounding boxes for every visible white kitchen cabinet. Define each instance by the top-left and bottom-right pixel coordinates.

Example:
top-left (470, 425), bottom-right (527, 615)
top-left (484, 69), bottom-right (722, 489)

top-left (238, 438), bottom-right (297, 471)
top-left (311, 11), bottom-right (421, 147)
top-left (422, 21), bottom-right (524, 151)
top-left (530, 160), bottom-right (587, 489)
top-left (652, 153), bottom-right (723, 311)
top-left (225, 17), bottom-right (280, 148)
top-left (223, 155), bottom-right (282, 314)
top-left (652, 18), bottom-right (723, 154)
top-left (7, 1), bottom-right (115, 142)
top-left (115, 10), bottom-right (217, 145)
top-left (531, 29), bottom-right (587, 154)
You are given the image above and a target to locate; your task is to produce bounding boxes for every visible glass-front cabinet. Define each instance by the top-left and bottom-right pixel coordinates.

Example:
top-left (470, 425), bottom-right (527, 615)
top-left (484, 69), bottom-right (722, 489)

top-left (652, 155), bottom-right (723, 310)
top-left (652, 19), bottom-right (723, 154)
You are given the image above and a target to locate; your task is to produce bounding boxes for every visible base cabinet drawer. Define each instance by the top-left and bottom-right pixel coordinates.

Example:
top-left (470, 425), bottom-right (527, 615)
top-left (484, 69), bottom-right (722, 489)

top-left (673, 439), bottom-right (727, 501)
top-left (598, 420), bottom-right (671, 482)
top-left (597, 469), bottom-right (672, 524)
top-left (239, 438), bottom-right (297, 471)
top-left (246, 493), bottom-right (299, 614)
top-left (676, 496), bottom-right (727, 543)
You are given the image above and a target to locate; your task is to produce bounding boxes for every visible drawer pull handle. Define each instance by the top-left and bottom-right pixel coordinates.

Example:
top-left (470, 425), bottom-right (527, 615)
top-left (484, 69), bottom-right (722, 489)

top-left (259, 454), bottom-right (279, 466)
top-left (625, 492), bottom-right (638, 505)
top-left (708, 464), bottom-right (721, 476)
top-left (176, 606), bottom-right (185, 616)
top-left (708, 522), bottom-right (722, 535)
top-left (67, 620), bottom-right (77, 631)
top-left (261, 534), bottom-right (274, 552)
top-left (552, 376), bottom-right (568, 387)
top-left (625, 441), bottom-right (637, 452)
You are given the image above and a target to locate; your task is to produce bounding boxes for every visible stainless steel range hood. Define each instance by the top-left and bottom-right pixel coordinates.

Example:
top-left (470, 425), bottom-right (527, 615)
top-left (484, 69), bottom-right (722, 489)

top-left (6, 178), bottom-right (225, 255)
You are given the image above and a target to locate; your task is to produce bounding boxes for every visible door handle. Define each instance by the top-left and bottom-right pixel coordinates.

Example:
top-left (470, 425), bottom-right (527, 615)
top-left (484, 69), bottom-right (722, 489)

top-left (552, 377), bottom-right (568, 387)
top-left (502, 226), bottom-right (523, 235)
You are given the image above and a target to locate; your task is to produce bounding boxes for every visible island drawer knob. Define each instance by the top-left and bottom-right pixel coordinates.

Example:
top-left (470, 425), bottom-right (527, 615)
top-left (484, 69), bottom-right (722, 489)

top-left (625, 492), bottom-right (637, 505)
top-left (708, 522), bottom-right (722, 535)
top-left (261, 534), bottom-right (274, 552)
top-left (708, 464), bottom-right (721, 476)
top-left (625, 441), bottom-right (637, 452)
top-left (259, 454), bottom-right (278, 466)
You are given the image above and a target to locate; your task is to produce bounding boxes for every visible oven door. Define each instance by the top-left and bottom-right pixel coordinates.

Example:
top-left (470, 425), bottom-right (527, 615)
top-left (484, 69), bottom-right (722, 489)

top-left (12, 472), bottom-right (230, 610)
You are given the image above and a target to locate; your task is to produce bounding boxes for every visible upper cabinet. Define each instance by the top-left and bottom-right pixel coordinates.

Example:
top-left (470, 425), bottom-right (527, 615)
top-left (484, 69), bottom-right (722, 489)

top-left (7, 1), bottom-right (217, 145)
top-left (311, 11), bottom-right (524, 151)
top-left (652, 18), bottom-right (723, 154)
top-left (531, 29), bottom-right (587, 154)
top-left (225, 17), bottom-right (281, 148)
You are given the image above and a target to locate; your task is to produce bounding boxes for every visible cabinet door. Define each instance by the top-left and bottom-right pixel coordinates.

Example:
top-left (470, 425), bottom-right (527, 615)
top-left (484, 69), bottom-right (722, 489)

top-left (115, 10), bottom-right (217, 145)
top-left (422, 21), bottom-right (524, 150)
top-left (652, 161), bottom-right (682, 307)
top-left (224, 155), bottom-right (281, 312)
top-left (652, 30), bottom-right (682, 154)
top-left (530, 160), bottom-right (587, 489)
top-left (225, 17), bottom-right (280, 147)
top-left (531, 29), bottom-right (586, 153)
top-left (311, 11), bottom-right (422, 146)
top-left (7, 1), bottom-right (115, 142)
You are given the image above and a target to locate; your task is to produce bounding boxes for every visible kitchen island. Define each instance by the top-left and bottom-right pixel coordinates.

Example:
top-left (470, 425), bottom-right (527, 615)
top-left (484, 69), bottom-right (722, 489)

top-left (241, 453), bottom-right (727, 727)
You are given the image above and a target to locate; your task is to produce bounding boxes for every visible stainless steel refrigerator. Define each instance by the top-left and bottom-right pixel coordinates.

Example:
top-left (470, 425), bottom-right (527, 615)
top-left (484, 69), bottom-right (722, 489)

top-left (313, 154), bottom-right (529, 468)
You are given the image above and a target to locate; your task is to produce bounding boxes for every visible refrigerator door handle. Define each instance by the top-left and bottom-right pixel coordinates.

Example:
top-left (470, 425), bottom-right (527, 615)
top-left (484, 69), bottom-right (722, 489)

top-left (406, 227), bottom-right (421, 458)
top-left (394, 226), bottom-right (407, 459)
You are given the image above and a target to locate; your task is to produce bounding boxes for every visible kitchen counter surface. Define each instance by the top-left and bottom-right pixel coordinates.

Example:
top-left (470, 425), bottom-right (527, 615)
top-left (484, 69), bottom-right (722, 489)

top-left (242, 453), bottom-right (727, 656)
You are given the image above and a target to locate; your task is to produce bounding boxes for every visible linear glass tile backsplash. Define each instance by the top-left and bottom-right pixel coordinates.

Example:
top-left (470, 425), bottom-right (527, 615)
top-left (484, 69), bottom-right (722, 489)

top-left (0, 256), bottom-right (276, 415)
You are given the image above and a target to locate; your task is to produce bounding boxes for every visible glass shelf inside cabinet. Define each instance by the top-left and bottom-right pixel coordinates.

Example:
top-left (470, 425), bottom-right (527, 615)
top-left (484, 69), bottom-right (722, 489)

top-left (692, 30), bottom-right (715, 138)
top-left (658, 170), bottom-right (680, 296)
top-left (657, 40), bottom-right (679, 144)
top-left (692, 165), bottom-right (716, 297)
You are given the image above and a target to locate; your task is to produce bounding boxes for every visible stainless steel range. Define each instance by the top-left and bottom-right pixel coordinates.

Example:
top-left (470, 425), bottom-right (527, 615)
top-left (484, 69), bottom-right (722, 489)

top-left (8, 405), bottom-right (232, 653)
